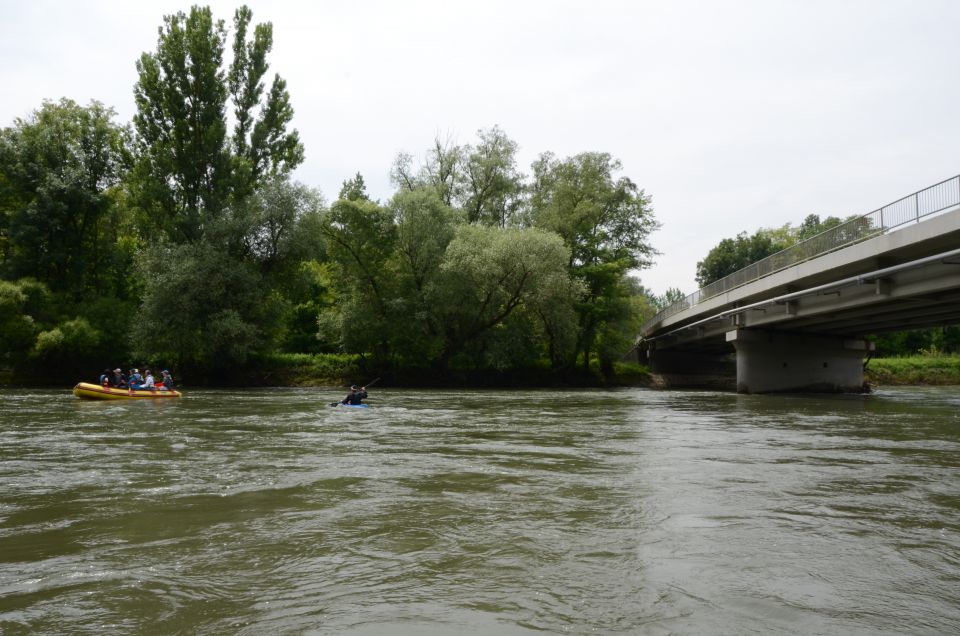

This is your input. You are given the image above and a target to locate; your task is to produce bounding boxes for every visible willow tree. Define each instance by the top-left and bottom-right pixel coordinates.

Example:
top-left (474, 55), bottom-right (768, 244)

top-left (132, 4), bottom-right (303, 244)
top-left (391, 127), bottom-right (525, 227)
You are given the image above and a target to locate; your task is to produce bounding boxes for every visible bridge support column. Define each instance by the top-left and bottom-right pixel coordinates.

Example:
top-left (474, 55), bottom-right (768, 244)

top-left (727, 329), bottom-right (873, 393)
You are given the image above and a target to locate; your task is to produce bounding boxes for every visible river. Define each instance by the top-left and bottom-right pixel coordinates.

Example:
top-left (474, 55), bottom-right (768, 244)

top-left (1, 386), bottom-right (958, 635)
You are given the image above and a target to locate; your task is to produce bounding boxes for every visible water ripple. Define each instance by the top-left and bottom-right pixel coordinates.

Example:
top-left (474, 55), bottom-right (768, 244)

top-left (1, 387), bottom-right (959, 634)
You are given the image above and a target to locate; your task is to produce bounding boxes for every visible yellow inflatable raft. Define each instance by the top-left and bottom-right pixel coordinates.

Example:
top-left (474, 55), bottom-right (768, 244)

top-left (72, 382), bottom-right (182, 400)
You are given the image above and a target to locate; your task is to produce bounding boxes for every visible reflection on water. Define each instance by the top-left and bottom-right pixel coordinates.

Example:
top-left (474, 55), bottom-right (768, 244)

top-left (1, 387), bottom-right (958, 634)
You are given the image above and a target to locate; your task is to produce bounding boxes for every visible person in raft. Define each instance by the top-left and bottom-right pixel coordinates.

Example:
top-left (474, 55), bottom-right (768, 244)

top-left (99, 368), bottom-right (112, 386)
top-left (111, 368), bottom-right (127, 389)
top-left (128, 368), bottom-right (144, 389)
top-left (341, 384), bottom-right (368, 405)
top-left (142, 369), bottom-right (157, 391)
top-left (160, 369), bottom-right (174, 390)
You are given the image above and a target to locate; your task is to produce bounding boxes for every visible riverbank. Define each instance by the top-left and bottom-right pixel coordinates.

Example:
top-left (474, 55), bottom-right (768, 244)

top-left (244, 353), bottom-right (653, 388)
top-left (4, 353), bottom-right (956, 388)
top-left (0, 353), bottom-right (652, 388)
top-left (865, 354), bottom-right (960, 386)
top-left (212, 353), bottom-right (960, 388)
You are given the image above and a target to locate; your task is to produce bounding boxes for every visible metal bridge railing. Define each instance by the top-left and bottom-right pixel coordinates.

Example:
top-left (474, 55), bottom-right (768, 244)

top-left (645, 174), bottom-right (960, 329)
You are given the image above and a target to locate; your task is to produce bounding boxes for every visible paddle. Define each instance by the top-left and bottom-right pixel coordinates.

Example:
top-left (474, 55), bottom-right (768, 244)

top-left (329, 377), bottom-right (380, 407)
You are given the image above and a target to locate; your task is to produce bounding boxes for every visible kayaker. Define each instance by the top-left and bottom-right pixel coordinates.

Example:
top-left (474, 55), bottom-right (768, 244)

top-left (341, 384), bottom-right (368, 405)
top-left (111, 368), bottom-right (127, 388)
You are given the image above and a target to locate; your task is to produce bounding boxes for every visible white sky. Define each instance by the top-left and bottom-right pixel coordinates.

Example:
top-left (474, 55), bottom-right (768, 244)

top-left (2, 0), bottom-right (958, 295)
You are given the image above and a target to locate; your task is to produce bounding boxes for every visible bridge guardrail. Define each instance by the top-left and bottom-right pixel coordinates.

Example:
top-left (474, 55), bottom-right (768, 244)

top-left (646, 174), bottom-right (960, 329)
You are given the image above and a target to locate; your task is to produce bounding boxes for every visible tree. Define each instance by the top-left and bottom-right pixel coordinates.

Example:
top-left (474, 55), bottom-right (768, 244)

top-left (132, 4), bottom-right (303, 244)
top-left (529, 151), bottom-right (658, 371)
top-left (432, 225), bottom-right (578, 370)
top-left (0, 99), bottom-right (131, 298)
top-left (339, 172), bottom-right (371, 202)
top-left (377, 188), bottom-right (461, 364)
top-left (0, 280), bottom-right (41, 364)
top-left (797, 213), bottom-right (844, 241)
top-left (694, 227), bottom-right (793, 288)
top-left (390, 127), bottom-right (524, 226)
top-left (242, 178), bottom-right (327, 351)
top-left (391, 135), bottom-right (462, 207)
top-left (234, 177), bottom-right (324, 272)
top-left (654, 287), bottom-right (687, 311)
top-left (131, 241), bottom-right (276, 373)
top-left (460, 126), bottom-right (524, 227)
top-left (319, 196), bottom-right (397, 358)
top-left (391, 188), bottom-right (459, 295)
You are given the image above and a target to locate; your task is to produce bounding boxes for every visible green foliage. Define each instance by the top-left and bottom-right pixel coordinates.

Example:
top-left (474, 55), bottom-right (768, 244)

top-left (654, 286), bottom-right (687, 311)
top-left (123, 5), bottom-right (311, 377)
top-left (391, 136), bottom-right (463, 207)
top-left (529, 151), bottom-right (658, 370)
top-left (33, 317), bottom-right (100, 361)
top-left (317, 188), bottom-right (582, 374)
top-left (338, 172), bottom-right (371, 202)
top-left (866, 355), bottom-right (960, 385)
top-left (280, 260), bottom-right (336, 353)
top-left (132, 4), bottom-right (303, 244)
top-left (320, 196), bottom-right (397, 354)
top-left (391, 127), bottom-right (524, 226)
top-left (871, 326), bottom-right (960, 357)
top-left (435, 224), bottom-right (577, 367)
top-left (0, 280), bottom-right (39, 361)
top-left (694, 214), bottom-right (874, 288)
top-left (3, 12), bottom-right (661, 391)
top-left (530, 152), bottom-right (658, 270)
top-left (234, 177), bottom-right (325, 272)
top-left (695, 227), bottom-right (793, 287)
top-left (611, 361), bottom-right (652, 384)
top-left (391, 188), bottom-right (459, 290)
top-left (384, 188), bottom-right (460, 362)
top-left (594, 282), bottom-right (652, 374)
top-left (460, 126), bottom-right (524, 227)
top-left (131, 242), bottom-right (278, 372)
top-left (797, 213), bottom-right (844, 241)
top-left (252, 352), bottom-right (363, 385)
top-left (0, 99), bottom-right (132, 297)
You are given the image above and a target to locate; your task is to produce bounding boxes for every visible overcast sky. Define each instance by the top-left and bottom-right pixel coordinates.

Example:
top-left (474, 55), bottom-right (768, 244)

top-left (2, 0), bottom-right (958, 294)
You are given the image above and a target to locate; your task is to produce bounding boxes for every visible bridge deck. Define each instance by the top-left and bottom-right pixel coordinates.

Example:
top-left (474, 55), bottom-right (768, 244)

top-left (643, 205), bottom-right (960, 354)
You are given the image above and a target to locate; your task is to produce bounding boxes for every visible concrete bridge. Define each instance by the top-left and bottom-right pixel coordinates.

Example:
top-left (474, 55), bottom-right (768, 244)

top-left (639, 175), bottom-right (960, 393)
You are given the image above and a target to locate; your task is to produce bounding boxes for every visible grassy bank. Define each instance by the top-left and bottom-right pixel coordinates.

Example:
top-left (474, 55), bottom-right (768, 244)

top-left (245, 354), bottom-right (652, 388)
top-left (866, 355), bottom-right (960, 386)
top-left (1, 354), bottom-right (652, 389)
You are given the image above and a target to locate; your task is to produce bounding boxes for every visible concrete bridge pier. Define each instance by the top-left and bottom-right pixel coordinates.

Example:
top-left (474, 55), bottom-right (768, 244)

top-left (726, 329), bottom-right (873, 393)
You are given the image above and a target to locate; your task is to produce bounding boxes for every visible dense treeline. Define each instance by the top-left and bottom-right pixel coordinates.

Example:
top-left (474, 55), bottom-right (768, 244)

top-left (0, 5), bottom-right (660, 385)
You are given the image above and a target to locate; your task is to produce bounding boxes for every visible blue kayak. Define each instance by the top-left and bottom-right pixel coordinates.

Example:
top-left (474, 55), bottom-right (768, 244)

top-left (335, 403), bottom-right (369, 408)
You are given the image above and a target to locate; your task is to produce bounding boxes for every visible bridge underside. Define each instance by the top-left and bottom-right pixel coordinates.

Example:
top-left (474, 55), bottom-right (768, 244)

top-left (644, 332), bottom-right (872, 394)
top-left (642, 245), bottom-right (960, 393)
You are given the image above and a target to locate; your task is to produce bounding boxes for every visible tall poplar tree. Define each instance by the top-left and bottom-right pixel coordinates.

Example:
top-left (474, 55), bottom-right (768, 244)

top-left (132, 4), bottom-right (303, 244)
